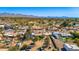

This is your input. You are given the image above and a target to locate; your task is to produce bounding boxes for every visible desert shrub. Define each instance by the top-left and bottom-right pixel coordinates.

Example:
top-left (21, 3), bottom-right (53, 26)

top-left (8, 46), bottom-right (19, 51)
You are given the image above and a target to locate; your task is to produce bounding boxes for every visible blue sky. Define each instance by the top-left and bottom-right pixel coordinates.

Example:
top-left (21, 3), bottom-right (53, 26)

top-left (0, 7), bottom-right (79, 17)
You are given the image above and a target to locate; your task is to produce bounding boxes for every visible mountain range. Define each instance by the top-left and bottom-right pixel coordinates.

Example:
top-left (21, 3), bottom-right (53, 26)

top-left (0, 13), bottom-right (39, 18)
top-left (0, 13), bottom-right (78, 18)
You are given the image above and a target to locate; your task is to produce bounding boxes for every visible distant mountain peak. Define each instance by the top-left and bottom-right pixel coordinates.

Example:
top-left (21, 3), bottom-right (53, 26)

top-left (0, 13), bottom-right (39, 18)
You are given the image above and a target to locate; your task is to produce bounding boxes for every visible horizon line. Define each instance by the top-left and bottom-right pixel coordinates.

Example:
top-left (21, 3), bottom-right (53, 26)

top-left (0, 12), bottom-right (79, 18)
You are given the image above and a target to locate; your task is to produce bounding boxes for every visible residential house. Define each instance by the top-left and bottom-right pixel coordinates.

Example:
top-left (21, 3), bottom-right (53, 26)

top-left (31, 26), bottom-right (45, 36)
top-left (3, 29), bottom-right (17, 37)
top-left (64, 43), bottom-right (79, 51)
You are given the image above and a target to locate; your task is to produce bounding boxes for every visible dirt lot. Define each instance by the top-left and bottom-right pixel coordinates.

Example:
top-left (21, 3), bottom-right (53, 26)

top-left (31, 40), bottom-right (44, 51)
